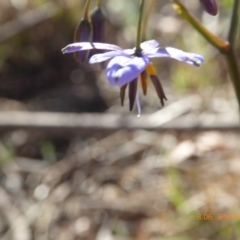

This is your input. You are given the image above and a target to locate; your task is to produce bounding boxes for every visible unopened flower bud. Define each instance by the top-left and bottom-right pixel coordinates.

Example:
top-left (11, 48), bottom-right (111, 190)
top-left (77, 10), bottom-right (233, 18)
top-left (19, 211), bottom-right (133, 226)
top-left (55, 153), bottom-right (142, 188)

top-left (199, 0), bottom-right (218, 16)
top-left (90, 7), bottom-right (106, 54)
top-left (74, 19), bottom-right (93, 63)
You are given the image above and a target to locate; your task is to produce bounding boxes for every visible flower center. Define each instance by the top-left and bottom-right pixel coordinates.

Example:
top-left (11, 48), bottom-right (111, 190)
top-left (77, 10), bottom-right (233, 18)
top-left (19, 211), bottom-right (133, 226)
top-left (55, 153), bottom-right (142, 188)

top-left (134, 49), bottom-right (143, 57)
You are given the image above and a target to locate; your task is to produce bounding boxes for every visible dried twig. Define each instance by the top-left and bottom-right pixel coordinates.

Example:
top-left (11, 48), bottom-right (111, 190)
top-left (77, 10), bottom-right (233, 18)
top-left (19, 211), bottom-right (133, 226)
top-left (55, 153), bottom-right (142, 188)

top-left (0, 110), bottom-right (238, 133)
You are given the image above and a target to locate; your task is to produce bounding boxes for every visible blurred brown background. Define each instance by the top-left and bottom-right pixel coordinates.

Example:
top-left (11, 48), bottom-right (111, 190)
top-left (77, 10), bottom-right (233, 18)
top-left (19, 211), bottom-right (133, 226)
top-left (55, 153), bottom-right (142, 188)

top-left (0, 0), bottom-right (240, 239)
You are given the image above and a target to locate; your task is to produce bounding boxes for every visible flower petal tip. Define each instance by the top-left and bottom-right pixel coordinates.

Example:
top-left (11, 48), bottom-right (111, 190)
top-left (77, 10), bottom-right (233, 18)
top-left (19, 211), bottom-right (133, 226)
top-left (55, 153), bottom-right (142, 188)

top-left (191, 55), bottom-right (205, 67)
top-left (61, 44), bottom-right (81, 54)
top-left (61, 46), bottom-right (68, 54)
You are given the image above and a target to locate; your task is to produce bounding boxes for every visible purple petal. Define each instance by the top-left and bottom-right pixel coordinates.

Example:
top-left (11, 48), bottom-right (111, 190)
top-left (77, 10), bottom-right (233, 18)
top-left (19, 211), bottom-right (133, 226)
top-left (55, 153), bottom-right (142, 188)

top-left (141, 40), bottom-right (159, 52)
top-left (62, 42), bottom-right (123, 54)
top-left (89, 51), bottom-right (130, 64)
top-left (146, 47), bottom-right (204, 67)
top-left (106, 56), bottom-right (150, 87)
top-left (123, 49), bottom-right (135, 55)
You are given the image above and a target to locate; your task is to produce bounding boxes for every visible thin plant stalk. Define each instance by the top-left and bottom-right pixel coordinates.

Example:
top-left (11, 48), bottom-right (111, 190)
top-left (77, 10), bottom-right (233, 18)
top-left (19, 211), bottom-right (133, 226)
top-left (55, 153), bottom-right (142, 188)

top-left (226, 0), bottom-right (240, 110)
top-left (98, 0), bottom-right (103, 8)
top-left (171, 0), bottom-right (240, 114)
top-left (84, 0), bottom-right (92, 19)
top-left (142, 0), bottom-right (155, 40)
top-left (171, 0), bottom-right (229, 52)
top-left (136, 0), bottom-right (145, 50)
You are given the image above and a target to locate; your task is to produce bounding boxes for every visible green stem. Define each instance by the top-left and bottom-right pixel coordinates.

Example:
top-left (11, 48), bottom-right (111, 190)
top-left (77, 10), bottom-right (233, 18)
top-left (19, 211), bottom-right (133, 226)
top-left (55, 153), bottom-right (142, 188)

top-left (226, 49), bottom-right (240, 109)
top-left (226, 0), bottom-right (240, 111)
top-left (228, 0), bottom-right (239, 46)
top-left (136, 0), bottom-right (145, 50)
top-left (171, 0), bottom-right (240, 115)
top-left (171, 0), bottom-right (229, 53)
top-left (83, 0), bottom-right (92, 20)
top-left (98, 0), bottom-right (103, 8)
top-left (142, 0), bottom-right (155, 40)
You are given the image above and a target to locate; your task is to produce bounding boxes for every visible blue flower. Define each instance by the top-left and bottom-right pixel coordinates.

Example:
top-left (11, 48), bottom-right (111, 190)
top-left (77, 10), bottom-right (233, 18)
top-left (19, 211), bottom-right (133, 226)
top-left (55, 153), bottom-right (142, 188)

top-left (62, 40), bottom-right (204, 116)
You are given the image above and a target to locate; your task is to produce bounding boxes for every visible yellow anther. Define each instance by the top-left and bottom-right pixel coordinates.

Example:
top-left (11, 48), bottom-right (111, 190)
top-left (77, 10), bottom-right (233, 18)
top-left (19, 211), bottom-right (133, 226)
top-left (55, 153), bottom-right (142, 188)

top-left (146, 64), bottom-right (157, 76)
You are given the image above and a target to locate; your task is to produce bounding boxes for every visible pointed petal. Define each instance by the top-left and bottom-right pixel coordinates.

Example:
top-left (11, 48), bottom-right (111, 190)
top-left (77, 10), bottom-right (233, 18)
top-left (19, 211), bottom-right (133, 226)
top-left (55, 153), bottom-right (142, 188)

top-left (62, 42), bottom-right (123, 54)
top-left (128, 78), bottom-right (138, 111)
top-left (120, 84), bottom-right (128, 106)
top-left (140, 70), bottom-right (148, 95)
top-left (89, 51), bottom-right (130, 64)
top-left (106, 56), bottom-right (150, 87)
top-left (146, 47), bottom-right (204, 67)
top-left (150, 75), bottom-right (167, 106)
top-left (123, 49), bottom-right (135, 55)
top-left (141, 40), bottom-right (159, 52)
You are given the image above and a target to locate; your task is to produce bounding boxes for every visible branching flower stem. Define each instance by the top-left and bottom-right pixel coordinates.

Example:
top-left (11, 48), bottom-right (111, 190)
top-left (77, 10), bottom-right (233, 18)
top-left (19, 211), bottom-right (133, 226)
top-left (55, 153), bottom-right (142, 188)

top-left (171, 0), bottom-right (240, 114)
top-left (171, 0), bottom-right (229, 52)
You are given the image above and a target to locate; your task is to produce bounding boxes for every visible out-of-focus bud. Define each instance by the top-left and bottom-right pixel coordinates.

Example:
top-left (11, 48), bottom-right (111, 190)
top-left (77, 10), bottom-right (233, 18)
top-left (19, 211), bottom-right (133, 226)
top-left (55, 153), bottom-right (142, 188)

top-left (90, 7), bottom-right (106, 54)
top-left (74, 18), bottom-right (93, 63)
top-left (199, 0), bottom-right (218, 16)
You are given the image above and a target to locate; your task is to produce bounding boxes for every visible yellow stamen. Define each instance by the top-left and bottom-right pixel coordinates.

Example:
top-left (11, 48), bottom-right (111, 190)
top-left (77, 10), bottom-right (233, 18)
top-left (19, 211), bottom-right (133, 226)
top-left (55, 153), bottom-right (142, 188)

top-left (146, 63), bottom-right (157, 76)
